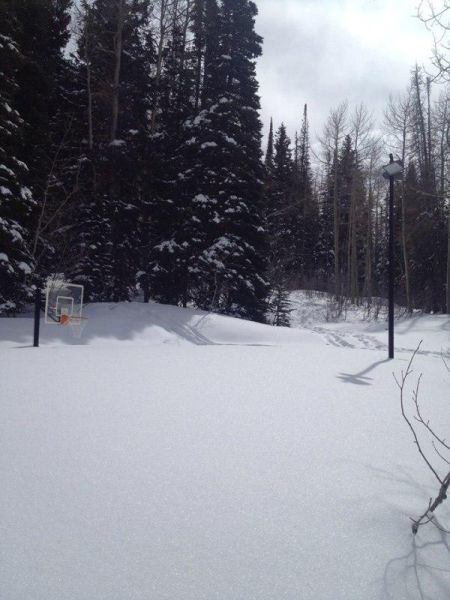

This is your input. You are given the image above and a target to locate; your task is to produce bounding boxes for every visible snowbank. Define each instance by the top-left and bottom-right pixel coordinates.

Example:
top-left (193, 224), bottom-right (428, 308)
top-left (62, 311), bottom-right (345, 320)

top-left (1, 298), bottom-right (450, 599)
top-left (0, 301), bottom-right (319, 348)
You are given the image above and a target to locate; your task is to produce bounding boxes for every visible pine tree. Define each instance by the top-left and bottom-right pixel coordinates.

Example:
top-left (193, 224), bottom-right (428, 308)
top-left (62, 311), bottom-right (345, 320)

top-left (336, 134), bottom-right (355, 294)
top-left (316, 163), bottom-right (335, 290)
top-left (176, 0), bottom-right (269, 320)
top-left (292, 104), bottom-right (318, 286)
top-left (146, 3), bottom-right (199, 306)
top-left (213, 0), bottom-right (269, 321)
top-left (0, 2), bottom-right (35, 313)
top-left (107, 0), bottom-right (154, 302)
top-left (265, 117), bottom-right (274, 170)
top-left (263, 122), bottom-right (295, 325)
top-left (13, 0), bottom-right (73, 274)
top-left (63, 0), bottom-right (113, 301)
top-left (69, 0), bottom-right (154, 302)
top-left (268, 280), bottom-right (292, 327)
top-left (268, 123), bottom-right (294, 278)
top-left (407, 68), bottom-right (446, 311)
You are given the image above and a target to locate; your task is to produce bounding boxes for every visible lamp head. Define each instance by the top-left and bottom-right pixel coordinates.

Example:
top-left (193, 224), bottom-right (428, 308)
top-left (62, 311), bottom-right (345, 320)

top-left (382, 158), bottom-right (403, 180)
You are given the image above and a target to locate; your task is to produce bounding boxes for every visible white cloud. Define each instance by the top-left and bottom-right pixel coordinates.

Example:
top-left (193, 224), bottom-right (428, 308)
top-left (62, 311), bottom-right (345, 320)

top-left (255, 0), bottom-right (433, 147)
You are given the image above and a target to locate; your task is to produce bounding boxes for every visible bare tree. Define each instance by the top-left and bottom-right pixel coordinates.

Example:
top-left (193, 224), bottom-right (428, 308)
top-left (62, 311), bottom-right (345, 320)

top-left (417, 0), bottom-right (450, 81)
top-left (31, 125), bottom-right (84, 278)
top-left (395, 342), bottom-right (450, 534)
top-left (384, 89), bottom-right (413, 311)
top-left (417, 5), bottom-right (450, 312)
top-left (348, 104), bottom-right (376, 302)
top-left (319, 101), bottom-right (348, 298)
top-left (363, 138), bottom-right (383, 302)
top-left (434, 89), bottom-right (450, 314)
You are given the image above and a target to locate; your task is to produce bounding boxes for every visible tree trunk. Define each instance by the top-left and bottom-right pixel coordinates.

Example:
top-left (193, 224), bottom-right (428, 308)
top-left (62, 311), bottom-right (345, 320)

top-left (427, 77), bottom-right (433, 167)
top-left (400, 181), bottom-right (411, 311)
top-left (82, 4), bottom-right (94, 151)
top-left (150, 1), bottom-right (168, 132)
top-left (333, 151), bottom-right (340, 297)
top-left (180, 0), bottom-right (193, 73)
top-left (447, 208), bottom-right (450, 313)
top-left (364, 179), bottom-right (373, 300)
top-left (413, 68), bottom-right (429, 169)
top-left (350, 176), bottom-right (358, 302)
top-left (400, 113), bottom-right (411, 311)
top-left (110, 0), bottom-right (125, 143)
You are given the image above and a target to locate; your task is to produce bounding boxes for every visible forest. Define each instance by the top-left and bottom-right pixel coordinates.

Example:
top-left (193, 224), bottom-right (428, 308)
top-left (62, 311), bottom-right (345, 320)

top-left (1, 0), bottom-right (449, 323)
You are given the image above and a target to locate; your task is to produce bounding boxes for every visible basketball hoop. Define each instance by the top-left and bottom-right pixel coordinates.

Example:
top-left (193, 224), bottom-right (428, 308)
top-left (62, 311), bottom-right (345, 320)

top-left (44, 280), bottom-right (87, 339)
top-left (61, 315), bottom-right (88, 339)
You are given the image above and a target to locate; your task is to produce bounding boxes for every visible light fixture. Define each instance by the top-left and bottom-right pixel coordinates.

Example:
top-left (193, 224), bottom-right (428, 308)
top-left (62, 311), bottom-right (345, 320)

top-left (382, 157), bottom-right (404, 180)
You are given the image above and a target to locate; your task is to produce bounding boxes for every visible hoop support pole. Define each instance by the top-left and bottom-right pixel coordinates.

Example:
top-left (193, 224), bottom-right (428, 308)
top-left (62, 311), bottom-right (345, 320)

top-left (33, 287), bottom-right (41, 347)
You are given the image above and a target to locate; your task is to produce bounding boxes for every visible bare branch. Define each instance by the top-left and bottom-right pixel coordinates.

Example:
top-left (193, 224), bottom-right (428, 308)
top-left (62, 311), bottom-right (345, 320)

top-left (397, 342), bottom-right (443, 486)
top-left (397, 342), bottom-right (450, 533)
top-left (412, 377), bottom-right (450, 451)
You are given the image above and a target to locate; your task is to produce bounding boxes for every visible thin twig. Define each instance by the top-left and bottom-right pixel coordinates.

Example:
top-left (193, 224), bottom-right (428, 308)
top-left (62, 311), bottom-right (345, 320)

top-left (396, 342), bottom-right (443, 485)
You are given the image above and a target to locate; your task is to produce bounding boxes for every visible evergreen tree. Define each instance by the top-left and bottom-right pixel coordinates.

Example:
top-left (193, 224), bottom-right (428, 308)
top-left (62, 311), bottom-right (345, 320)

top-left (265, 117), bottom-right (274, 169)
top-left (292, 104), bottom-right (318, 286)
top-left (69, 0), bottom-right (154, 302)
top-left (0, 1), bottom-right (34, 314)
top-left (268, 280), bottom-right (292, 326)
top-left (335, 134), bottom-right (354, 293)
top-left (174, 0), bottom-right (268, 320)
top-left (13, 0), bottom-right (73, 274)
top-left (146, 3), bottom-right (199, 306)
top-left (267, 123), bottom-right (294, 278)
top-left (316, 163), bottom-right (335, 289)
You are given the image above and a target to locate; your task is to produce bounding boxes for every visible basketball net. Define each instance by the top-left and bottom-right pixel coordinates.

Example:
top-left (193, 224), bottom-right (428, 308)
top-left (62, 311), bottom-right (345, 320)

top-left (60, 314), bottom-right (88, 339)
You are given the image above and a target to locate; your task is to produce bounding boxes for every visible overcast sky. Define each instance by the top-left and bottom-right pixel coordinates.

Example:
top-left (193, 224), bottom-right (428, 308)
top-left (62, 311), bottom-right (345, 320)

top-left (255, 0), bottom-right (434, 148)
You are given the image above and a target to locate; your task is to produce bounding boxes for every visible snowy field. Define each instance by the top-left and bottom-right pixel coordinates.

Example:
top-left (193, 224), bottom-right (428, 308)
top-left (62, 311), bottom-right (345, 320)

top-left (1, 293), bottom-right (450, 599)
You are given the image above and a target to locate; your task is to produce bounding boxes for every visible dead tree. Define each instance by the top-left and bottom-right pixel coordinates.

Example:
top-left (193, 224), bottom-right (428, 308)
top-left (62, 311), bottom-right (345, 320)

top-left (417, 1), bottom-right (450, 82)
top-left (319, 101), bottom-right (348, 298)
top-left (395, 342), bottom-right (450, 534)
top-left (384, 90), bottom-right (413, 311)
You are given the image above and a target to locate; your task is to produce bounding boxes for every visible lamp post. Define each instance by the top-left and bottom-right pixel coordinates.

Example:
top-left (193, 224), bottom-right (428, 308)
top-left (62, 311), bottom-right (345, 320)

top-left (382, 154), bottom-right (403, 359)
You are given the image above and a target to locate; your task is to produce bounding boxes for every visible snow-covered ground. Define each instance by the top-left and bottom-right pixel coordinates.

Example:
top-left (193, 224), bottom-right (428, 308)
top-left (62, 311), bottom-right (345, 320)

top-left (290, 290), bottom-right (450, 358)
top-left (1, 294), bottom-right (450, 599)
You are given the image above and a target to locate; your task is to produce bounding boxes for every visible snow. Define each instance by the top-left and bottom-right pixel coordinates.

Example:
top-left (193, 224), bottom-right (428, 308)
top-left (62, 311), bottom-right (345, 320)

top-left (0, 252), bottom-right (9, 261)
top-left (289, 290), bottom-right (450, 353)
top-left (193, 193), bottom-right (211, 204)
top-left (1, 295), bottom-right (450, 599)
top-left (109, 139), bottom-right (126, 147)
top-left (0, 163), bottom-right (15, 177)
top-left (17, 261), bottom-right (31, 274)
top-left (223, 134), bottom-right (238, 145)
top-left (154, 239), bottom-right (178, 254)
top-left (201, 141), bottom-right (218, 149)
top-left (10, 227), bottom-right (23, 243)
top-left (184, 111), bottom-right (209, 129)
top-left (13, 158), bottom-right (28, 171)
top-left (20, 186), bottom-right (32, 201)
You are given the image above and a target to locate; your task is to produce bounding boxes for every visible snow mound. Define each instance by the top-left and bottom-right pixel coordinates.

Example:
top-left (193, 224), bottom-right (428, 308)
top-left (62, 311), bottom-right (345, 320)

top-left (0, 301), bottom-right (318, 348)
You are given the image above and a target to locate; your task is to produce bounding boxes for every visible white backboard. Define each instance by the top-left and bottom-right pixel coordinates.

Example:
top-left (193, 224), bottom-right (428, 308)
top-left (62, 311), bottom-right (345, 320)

top-left (44, 280), bottom-right (84, 325)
